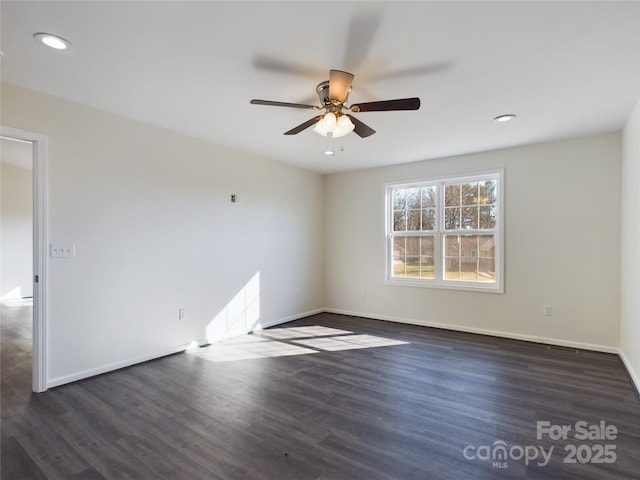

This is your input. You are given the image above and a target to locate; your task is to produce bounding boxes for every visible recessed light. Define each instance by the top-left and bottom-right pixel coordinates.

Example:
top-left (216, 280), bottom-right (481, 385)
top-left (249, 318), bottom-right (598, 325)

top-left (494, 114), bottom-right (516, 122)
top-left (323, 150), bottom-right (335, 156)
top-left (33, 33), bottom-right (72, 50)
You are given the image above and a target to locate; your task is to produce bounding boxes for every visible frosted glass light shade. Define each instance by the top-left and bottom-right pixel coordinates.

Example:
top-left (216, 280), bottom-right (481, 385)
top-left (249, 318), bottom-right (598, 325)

top-left (314, 113), bottom-right (354, 138)
top-left (332, 115), bottom-right (355, 138)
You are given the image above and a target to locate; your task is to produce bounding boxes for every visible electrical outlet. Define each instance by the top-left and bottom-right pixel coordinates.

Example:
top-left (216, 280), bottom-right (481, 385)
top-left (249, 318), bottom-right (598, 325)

top-left (50, 244), bottom-right (75, 258)
top-left (544, 305), bottom-right (553, 316)
top-left (361, 288), bottom-right (368, 297)
top-left (179, 308), bottom-right (187, 321)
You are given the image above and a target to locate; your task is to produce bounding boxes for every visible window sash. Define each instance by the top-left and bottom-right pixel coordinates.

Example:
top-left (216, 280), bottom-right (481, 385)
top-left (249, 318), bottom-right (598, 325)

top-left (385, 170), bottom-right (503, 293)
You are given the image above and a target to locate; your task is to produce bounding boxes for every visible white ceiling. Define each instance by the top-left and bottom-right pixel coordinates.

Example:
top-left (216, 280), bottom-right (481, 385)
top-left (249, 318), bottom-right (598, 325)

top-left (1, 1), bottom-right (639, 174)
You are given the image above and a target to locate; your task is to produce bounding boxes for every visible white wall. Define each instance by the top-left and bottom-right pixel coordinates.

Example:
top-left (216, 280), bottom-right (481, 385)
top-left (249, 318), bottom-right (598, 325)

top-left (1, 79), bottom-right (631, 389)
top-left (1, 83), bottom-right (324, 387)
top-left (1, 159), bottom-right (33, 299)
top-left (325, 133), bottom-right (622, 351)
top-left (620, 98), bottom-right (640, 390)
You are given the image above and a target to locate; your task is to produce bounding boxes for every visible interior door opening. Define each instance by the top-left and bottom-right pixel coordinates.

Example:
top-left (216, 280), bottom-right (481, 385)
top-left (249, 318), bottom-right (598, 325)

top-left (1, 136), bottom-right (34, 390)
top-left (1, 137), bottom-right (33, 302)
top-left (1, 127), bottom-right (48, 392)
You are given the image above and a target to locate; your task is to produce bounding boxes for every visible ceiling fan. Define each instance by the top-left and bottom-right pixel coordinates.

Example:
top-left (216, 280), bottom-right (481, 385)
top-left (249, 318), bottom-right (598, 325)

top-left (250, 69), bottom-right (420, 139)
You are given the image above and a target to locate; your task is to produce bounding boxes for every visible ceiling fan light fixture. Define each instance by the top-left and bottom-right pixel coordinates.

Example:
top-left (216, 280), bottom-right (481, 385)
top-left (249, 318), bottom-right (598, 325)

top-left (314, 113), bottom-right (354, 138)
top-left (251, 68), bottom-right (419, 139)
top-left (314, 112), bottom-right (339, 137)
top-left (332, 115), bottom-right (355, 138)
top-left (313, 121), bottom-right (329, 137)
top-left (321, 112), bottom-right (337, 130)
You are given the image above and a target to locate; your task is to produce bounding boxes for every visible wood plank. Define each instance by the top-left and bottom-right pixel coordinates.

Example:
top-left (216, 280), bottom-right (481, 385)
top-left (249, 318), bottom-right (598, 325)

top-left (2, 306), bottom-right (639, 479)
top-left (0, 436), bottom-right (48, 480)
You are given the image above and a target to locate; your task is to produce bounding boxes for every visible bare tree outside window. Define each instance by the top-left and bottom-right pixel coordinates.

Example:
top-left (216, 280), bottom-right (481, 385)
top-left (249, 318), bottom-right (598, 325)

top-left (386, 171), bottom-right (503, 292)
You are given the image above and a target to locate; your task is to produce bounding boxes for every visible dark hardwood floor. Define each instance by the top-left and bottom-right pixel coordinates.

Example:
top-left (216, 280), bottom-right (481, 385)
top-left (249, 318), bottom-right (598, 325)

top-left (2, 303), bottom-right (639, 479)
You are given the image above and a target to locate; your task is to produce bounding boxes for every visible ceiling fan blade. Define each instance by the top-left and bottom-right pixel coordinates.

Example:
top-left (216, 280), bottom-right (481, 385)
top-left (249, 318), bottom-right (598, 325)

top-left (350, 97), bottom-right (421, 112)
top-left (284, 115), bottom-right (324, 135)
top-left (343, 10), bottom-right (383, 71)
top-left (372, 62), bottom-right (452, 81)
top-left (329, 70), bottom-right (355, 103)
top-left (251, 99), bottom-right (320, 110)
top-left (252, 55), bottom-right (324, 79)
top-left (346, 114), bottom-right (376, 138)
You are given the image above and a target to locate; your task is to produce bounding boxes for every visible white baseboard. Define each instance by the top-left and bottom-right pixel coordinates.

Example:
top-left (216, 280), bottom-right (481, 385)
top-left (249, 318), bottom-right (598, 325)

top-left (323, 308), bottom-right (620, 354)
top-left (47, 343), bottom-right (191, 389)
top-left (257, 308), bottom-right (325, 330)
top-left (618, 348), bottom-right (640, 395)
top-left (46, 307), bottom-right (631, 391)
top-left (45, 308), bottom-right (326, 389)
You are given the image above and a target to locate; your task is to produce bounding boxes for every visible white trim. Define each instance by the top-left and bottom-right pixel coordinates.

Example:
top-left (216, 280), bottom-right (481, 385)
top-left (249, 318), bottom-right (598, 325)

top-left (47, 344), bottom-right (191, 389)
top-left (324, 308), bottom-right (619, 354)
top-left (46, 308), bottom-right (325, 388)
top-left (41, 306), bottom-right (636, 389)
top-left (0, 126), bottom-right (49, 393)
top-left (383, 276), bottom-right (504, 293)
top-left (257, 308), bottom-right (325, 329)
top-left (618, 348), bottom-right (640, 395)
top-left (42, 301), bottom-right (637, 392)
top-left (383, 168), bottom-right (504, 293)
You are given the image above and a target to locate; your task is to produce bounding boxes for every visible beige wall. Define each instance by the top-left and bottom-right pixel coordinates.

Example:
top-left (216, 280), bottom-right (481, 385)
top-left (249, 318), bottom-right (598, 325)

top-left (1, 159), bottom-right (33, 299)
top-left (2, 79), bottom-right (634, 389)
top-left (1, 82), bottom-right (325, 387)
top-left (620, 98), bottom-right (640, 389)
top-left (325, 133), bottom-right (622, 351)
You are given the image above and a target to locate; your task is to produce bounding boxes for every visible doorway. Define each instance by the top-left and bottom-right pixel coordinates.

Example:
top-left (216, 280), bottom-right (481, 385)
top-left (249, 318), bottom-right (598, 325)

top-left (1, 137), bottom-right (33, 302)
top-left (1, 127), bottom-right (48, 392)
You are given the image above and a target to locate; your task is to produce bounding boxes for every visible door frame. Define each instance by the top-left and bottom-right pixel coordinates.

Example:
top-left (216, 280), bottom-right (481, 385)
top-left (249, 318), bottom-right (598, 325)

top-left (1, 126), bottom-right (49, 392)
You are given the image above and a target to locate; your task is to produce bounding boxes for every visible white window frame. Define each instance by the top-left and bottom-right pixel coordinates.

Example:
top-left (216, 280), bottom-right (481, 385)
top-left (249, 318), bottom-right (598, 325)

top-left (383, 169), bottom-right (504, 293)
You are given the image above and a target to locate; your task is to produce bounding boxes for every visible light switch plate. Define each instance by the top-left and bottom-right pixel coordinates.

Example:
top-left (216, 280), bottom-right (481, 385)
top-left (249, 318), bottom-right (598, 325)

top-left (50, 244), bottom-right (75, 258)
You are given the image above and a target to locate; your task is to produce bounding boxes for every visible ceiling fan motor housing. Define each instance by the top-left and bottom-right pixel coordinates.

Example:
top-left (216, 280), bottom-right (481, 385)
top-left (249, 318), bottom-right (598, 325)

top-left (250, 69), bottom-right (418, 137)
top-left (316, 80), bottom-right (349, 111)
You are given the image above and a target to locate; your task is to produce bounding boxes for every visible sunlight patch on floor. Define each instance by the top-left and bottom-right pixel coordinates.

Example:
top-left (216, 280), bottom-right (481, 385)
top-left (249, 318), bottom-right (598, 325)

top-left (293, 334), bottom-right (409, 351)
top-left (192, 337), bottom-right (317, 362)
top-left (257, 325), bottom-right (353, 340)
top-left (190, 325), bottom-right (410, 363)
top-left (0, 298), bottom-right (33, 307)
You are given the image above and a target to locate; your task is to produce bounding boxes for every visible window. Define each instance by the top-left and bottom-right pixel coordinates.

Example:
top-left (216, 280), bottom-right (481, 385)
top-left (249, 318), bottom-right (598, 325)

top-left (384, 170), bottom-right (503, 292)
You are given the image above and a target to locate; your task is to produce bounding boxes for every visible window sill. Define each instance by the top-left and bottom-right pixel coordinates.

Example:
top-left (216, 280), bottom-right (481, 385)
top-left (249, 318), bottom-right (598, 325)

top-left (383, 277), bottom-right (504, 294)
